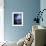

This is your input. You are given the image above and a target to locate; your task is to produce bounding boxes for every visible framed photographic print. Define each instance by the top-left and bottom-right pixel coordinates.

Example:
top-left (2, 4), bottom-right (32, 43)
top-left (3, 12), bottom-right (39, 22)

top-left (12, 12), bottom-right (23, 26)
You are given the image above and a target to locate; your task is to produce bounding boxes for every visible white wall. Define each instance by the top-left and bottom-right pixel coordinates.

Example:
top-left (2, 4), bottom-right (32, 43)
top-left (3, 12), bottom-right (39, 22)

top-left (0, 0), bottom-right (4, 42)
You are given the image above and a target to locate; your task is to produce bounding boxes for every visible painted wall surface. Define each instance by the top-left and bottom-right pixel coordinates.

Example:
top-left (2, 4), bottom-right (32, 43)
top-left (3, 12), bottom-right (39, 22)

top-left (40, 0), bottom-right (46, 27)
top-left (4, 0), bottom-right (40, 42)
top-left (0, 0), bottom-right (4, 42)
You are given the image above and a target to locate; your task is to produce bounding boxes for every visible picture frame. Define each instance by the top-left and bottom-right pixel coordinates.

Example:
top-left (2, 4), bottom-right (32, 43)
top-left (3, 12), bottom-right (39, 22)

top-left (12, 12), bottom-right (23, 26)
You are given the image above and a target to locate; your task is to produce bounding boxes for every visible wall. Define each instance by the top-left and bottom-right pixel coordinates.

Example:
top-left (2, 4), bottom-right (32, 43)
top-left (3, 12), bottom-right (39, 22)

top-left (40, 0), bottom-right (46, 27)
top-left (0, 0), bottom-right (4, 42)
top-left (4, 0), bottom-right (40, 42)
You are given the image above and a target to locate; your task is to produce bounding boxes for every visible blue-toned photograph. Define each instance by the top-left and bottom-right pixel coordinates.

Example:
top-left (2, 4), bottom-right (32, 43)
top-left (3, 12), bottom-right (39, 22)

top-left (14, 14), bottom-right (22, 24)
